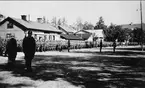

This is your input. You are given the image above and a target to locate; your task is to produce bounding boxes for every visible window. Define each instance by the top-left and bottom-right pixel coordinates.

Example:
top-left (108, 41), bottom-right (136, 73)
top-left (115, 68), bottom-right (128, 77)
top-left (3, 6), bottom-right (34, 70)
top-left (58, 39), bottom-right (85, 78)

top-left (39, 37), bottom-right (42, 41)
top-left (7, 22), bottom-right (13, 29)
top-left (6, 33), bottom-right (15, 39)
top-left (44, 35), bottom-right (47, 41)
top-left (49, 35), bottom-right (55, 40)
top-left (34, 34), bottom-right (37, 40)
top-left (6, 33), bottom-right (11, 39)
top-left (49, 35), bottom-right (52, 40)
top-left (53, 35), bottom-right (55, 40)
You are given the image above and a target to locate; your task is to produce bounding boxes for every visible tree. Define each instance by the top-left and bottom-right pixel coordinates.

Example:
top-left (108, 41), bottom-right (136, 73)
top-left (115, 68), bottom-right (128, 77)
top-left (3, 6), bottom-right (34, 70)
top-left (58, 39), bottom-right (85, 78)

top-left (122, 28), bottom-right (132, 44)
top-left (61, 17), bottom-right (67, 25)
top-left (57, 18), bottom-right (61, 25)
top-left (0, 14), bottom-right (5, 22)
top-left (42, 16), bottom-right (46, 23)
top-left (104, 23), bottom-right (127, 52)
top-left (51, 17), bottom-right (57, 27)
top-left (83, 21), bottom-right (94, 30)
top-left (76, 17), bottom-right (83, 31)
top-left (132, 28), bottom-right (143, 44)
top-left (57, 17), bottom-right (67, 26)
top-left (104, 23), bottom-right (125, 42)
top-left (94, 16), bottom-right (107, 29)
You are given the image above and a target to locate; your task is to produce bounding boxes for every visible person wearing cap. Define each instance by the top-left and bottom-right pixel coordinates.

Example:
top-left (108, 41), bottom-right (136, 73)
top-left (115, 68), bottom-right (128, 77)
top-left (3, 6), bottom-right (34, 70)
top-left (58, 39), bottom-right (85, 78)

top-left (22, 30), bottom-right (36, 72)
top-left (6, 34), bottom-right (17, 67)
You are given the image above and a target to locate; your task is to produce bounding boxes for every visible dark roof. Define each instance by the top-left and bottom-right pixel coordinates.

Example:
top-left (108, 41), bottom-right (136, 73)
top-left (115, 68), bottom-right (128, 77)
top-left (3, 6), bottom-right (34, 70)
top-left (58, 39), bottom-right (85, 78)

top-left (121, 23), bottom-right (145, 30)
top-left (75, 33), bottom-right (92, 40)
top-left (74, 30), bottom-right (92, 40)
top-left (58, 24), bottom-right (77, 34)
top-left (0, 17), bottom-right (62, 34)
top-left (60, 34), bottom-right (82, 40)
top-left (74, 30), bottom-right (91, 34)
top-left (60, 30), bottom-right (92, 40)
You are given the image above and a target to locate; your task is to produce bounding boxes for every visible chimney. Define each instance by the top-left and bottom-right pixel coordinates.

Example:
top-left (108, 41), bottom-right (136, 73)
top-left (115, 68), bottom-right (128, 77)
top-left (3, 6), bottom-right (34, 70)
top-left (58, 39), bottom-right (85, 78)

top-left (37, 18), bottom-right (43, 23)
top-left (21, 15), bottom-right (27, 21)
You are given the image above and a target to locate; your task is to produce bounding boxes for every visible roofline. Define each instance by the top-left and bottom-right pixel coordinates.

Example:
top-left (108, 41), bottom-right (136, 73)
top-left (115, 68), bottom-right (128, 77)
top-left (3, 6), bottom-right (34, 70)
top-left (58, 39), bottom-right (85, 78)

top-left (0, 17), bottom-right (62, 33)
top-left (58, 25), bottom-right (69, 34)
top-left (29, 28), bottom-right (62, 34)
top-left (0, 17), bottom-right (28, 31)
top-left (120, 23), bottom-right (145, 26)
top-left (60, 34), bottom-right (83, 40)
top-left (74, 30), bottom-right (92, 34)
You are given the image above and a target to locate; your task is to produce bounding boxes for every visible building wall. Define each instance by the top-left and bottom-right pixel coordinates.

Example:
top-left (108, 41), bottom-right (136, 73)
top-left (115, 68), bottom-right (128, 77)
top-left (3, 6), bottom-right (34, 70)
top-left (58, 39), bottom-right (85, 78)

top-left (0, 21), bottom-right (25, 40)
top-left (0, 21), bottom-right (65, 42)
top-left (32, 32), bottom-right (63, 42)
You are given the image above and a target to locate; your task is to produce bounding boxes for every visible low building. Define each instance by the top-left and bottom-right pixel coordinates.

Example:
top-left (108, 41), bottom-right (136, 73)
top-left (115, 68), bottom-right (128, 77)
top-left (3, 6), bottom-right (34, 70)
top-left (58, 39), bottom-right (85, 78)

top-left (121, 23), bottom-right (145, 30)
top-left (0, 15), bottom-right (62, 41)
top-left (58, 24), bottom-right (77, 34)
top-left (75, 29), bottom-right (104, 42)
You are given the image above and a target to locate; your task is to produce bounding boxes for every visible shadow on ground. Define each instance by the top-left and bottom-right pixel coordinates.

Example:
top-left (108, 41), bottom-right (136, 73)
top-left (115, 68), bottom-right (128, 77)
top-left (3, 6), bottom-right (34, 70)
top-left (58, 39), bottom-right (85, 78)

top-left (0, 50), bottom-right (145, 88)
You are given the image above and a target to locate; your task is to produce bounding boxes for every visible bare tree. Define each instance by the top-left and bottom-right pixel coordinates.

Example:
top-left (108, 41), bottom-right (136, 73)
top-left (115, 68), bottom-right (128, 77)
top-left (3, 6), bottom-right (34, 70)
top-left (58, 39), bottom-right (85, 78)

top-left (57, 18), bottom-right (61, 25)
top-left (76, 17), bottom-right (83, 31)
top-left (0, 14), bottom-right (5, 22)
top-left (61, 17), bottom-right (67, 25)
top-left (43, 16), bottom-right (46, 23)
top-left (51, 17), bottom-right (57, 27)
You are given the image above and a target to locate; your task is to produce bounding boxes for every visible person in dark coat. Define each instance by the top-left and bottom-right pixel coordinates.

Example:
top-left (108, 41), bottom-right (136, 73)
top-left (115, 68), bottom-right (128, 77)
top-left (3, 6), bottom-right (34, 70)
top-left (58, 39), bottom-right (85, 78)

top-left (113, 40), bottom-right (117, 53)
top-left (100, 39), bottom-right (103, 53)
top-left (6, 35), bottom-right (17, 67)
top-left (22, 31), bottom-right (36, 72)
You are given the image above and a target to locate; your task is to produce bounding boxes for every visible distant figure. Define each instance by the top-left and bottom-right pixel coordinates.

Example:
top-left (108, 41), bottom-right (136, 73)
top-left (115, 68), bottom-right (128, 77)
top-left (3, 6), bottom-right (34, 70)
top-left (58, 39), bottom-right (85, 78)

top-left (6, 35), bottom-right (17, 67)
top-left (22, 31), bottom-right (36, 72)
top-left (68, 40), bottom-right (70, 52)
top-left (0, 39), bottom-right (3, 56)
top-left (113, 40), bottom-right (116, 53)
top-left (100, 39), bottom-right (103, 53)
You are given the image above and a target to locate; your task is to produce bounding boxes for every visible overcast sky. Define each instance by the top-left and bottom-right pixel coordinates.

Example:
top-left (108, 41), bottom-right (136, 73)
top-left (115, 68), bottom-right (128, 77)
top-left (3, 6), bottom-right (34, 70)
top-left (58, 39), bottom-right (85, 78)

top-left (0, 1), bottom-right (145, 26)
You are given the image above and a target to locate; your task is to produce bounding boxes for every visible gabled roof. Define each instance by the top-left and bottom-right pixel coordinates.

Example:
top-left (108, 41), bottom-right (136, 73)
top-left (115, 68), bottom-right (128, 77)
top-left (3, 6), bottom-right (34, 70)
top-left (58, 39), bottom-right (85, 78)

top-left (83, 29), bottom-right (104, 38)
top-left (75, 33), bottom-right (92, 40)
top-left (75, 30), bottom-right (91, 34)
top-left (120, 23), bottom-right (145, 30)
top-left (60, 34), bottom-right (82, 40)
top-left (74, 30), bottom-right (92, 40)
top-left (58, 24), bottom-right (77, 34)
top-left (0, 17), bottom-right (62, 34)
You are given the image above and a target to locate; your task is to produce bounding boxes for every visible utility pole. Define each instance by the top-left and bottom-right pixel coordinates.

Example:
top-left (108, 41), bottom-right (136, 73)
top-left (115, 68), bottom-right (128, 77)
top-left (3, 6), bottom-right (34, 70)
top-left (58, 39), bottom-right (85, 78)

top-left (140, 0), bottom-right (143, 51)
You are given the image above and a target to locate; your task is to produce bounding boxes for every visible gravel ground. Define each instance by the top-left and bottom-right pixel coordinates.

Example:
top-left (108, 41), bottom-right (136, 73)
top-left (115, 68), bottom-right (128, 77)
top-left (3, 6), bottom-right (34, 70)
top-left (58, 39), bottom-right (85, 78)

top-left (0, 46), bottom-right (145, 88)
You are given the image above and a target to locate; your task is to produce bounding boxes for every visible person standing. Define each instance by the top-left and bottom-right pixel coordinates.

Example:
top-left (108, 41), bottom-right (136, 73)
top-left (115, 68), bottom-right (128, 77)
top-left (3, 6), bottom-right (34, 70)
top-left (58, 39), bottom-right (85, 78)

top-left (22, 31), bottom-right (36, 72)
top-left (113, 40), bottom-right (116, 53)
top-left (6, 35), bottom-right (17, 67)
top-left (100, 39), bottom-right (103, 53)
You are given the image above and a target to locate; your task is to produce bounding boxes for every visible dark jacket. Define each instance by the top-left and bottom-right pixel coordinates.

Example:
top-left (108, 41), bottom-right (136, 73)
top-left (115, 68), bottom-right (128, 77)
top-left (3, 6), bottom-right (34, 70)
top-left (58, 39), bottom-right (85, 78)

top-left (6, 38), bottom-right (17, 57)
top-left (22, 36), bottom-right (36, 56)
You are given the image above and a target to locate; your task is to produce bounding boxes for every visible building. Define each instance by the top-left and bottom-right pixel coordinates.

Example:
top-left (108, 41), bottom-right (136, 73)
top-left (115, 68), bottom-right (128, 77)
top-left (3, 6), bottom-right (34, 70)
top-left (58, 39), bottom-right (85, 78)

top-left (0, 15), bottom-right (62, 41)
top-left (121, 23), bottom-right (145, 30)
top-left (75, 29), bottom-right (104, 42)
top-left (74, 30), bottom-right (92, 41)
top-left (85, 29), bottom-right (104, 41)
top-left (58, 24), bottom-right (77, 34)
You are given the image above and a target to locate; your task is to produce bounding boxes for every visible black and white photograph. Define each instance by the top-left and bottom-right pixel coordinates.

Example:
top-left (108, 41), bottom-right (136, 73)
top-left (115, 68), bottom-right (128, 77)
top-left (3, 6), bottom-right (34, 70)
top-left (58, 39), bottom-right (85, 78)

top-left (0, 0), bottom-right (145, 88)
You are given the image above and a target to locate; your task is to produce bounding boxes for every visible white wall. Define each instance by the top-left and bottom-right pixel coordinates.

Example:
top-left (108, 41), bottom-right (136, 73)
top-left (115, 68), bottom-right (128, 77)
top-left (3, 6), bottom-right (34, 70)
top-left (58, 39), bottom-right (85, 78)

top-left (0, 21), bottom-right (25, 40)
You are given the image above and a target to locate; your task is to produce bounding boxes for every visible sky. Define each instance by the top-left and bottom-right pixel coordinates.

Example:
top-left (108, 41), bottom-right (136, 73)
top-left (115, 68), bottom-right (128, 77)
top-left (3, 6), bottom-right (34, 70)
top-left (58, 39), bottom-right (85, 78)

top-left (0, 1), bottom-right (145, 26)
